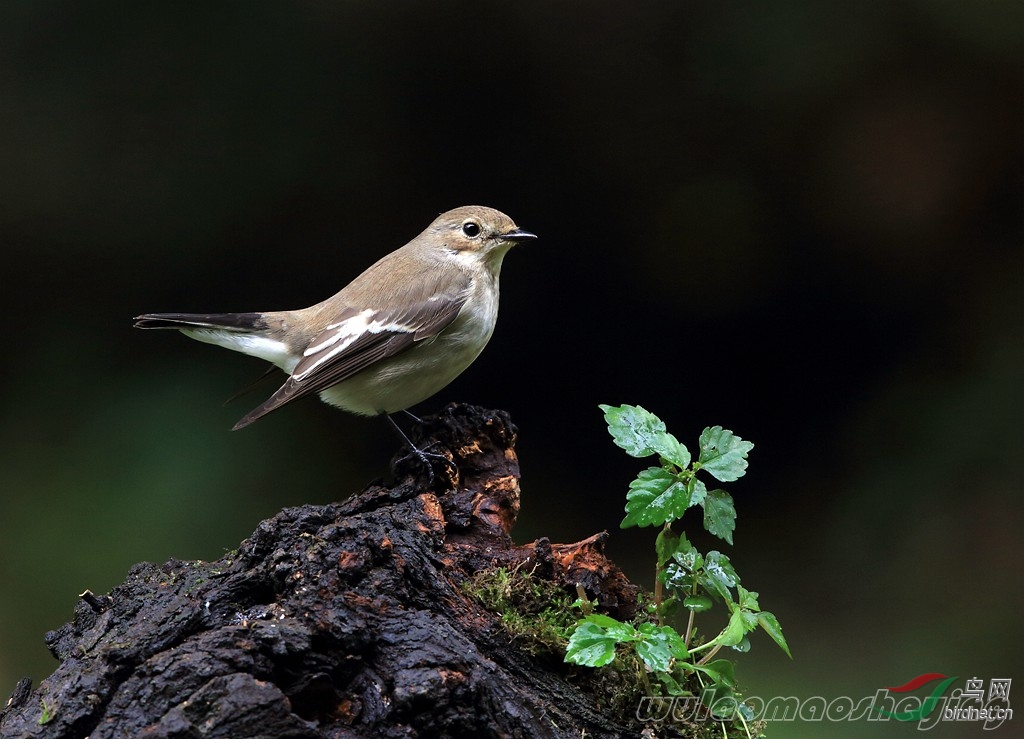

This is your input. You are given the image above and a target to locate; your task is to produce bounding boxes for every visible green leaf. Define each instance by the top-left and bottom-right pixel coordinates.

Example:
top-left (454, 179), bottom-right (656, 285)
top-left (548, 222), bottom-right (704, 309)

top-left (740, 609), bottom-right (759, 631)
top-left (655, 527), bottom-right (680, 568)
top-left (636, 623), bottom-right (689, 671)
top-left (700, 551), bottom-right (739, 603)
top-left (694, 658), bottom-right (737, 689)
top-left (731, 636), bottom-right (751, 653)
top-left (701, 684), bottom-right (739, 719)
top-left (698, 426), bottom-right (753, 482)
top-left (657, 435), bottom-right (691, 470)
top-left (600, 404), bottom-right (688, 465)
top-left (659, 593), bottom-right (681, 622)
top-left (663, 534), bottom-right (701, 590)
top-left (707, 692), bottom-right (741, 720)
top-left (581, 613), bottom-right (637, 638)
top-left (564, 615), bottom-right (637, 667)
top-left (737, 585), bottom-right (760, 611)
top-left (720, 608), bottom-right (748, 647)
top-left (757, 611), bottom-right (792, 658)
top-left (702, 489), bottom-right (736, 544)
top-left (687, 476), bottom-right (708, 508)
top-left (565, 623), bottom-right (617, 667)
top-left (662, 626), bottom-right (691, 661)
top-left (673, 531), bottom-right (696, 560)
top-left (635, 636), bottom-right (673, 673)
top-left (662, 563), bottom-right (694, 591)
top-left (622, 467), bottom-right (690, 528)
top-left (682, 594), bottom-right (713, 612)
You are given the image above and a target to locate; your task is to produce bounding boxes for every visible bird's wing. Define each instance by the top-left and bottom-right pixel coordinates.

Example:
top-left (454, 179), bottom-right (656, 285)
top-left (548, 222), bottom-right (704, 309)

top-left (232, 279), bottom-right (472, 429)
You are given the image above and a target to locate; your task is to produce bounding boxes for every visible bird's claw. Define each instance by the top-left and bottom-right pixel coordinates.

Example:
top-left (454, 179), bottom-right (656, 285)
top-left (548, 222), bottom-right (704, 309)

top-left (393, 442), bottom-right (457, 488)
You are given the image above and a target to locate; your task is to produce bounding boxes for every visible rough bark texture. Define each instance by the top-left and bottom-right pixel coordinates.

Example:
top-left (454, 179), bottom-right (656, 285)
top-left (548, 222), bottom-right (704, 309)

top-left (1, 404), bottom-right (644, 739)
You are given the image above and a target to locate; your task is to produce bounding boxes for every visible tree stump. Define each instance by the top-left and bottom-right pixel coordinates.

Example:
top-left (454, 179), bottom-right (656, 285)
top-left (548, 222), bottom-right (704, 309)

top-left (0, 404), bottom-right (645, 738)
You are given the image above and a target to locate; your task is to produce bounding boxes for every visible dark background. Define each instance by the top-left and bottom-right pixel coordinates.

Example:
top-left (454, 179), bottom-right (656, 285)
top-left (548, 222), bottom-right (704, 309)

top-left (1, 3), bottom-right (1021, 737)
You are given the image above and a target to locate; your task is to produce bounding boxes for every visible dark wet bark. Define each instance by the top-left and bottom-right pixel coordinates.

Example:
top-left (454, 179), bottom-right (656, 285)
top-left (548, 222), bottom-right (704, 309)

top-left (1, 404), bottom-right (642, 739)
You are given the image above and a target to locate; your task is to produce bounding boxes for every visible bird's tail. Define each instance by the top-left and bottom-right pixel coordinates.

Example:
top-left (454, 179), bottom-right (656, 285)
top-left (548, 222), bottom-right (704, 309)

top-left (134, 311), bottom-right (294, 379)
top-left (133, 312), bottom-right (267, 331)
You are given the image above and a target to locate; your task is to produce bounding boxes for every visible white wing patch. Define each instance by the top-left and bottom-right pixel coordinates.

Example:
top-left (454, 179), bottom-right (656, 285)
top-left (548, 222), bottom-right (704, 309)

top-left (295, 309), bottom-right (415, 381)
top-left (303, 309), bottom-right (376, 356)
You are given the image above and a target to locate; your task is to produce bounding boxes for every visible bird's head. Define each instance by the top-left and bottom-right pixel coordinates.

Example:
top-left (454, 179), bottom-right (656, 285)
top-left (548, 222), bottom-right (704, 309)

top-left (427, 206), bottom-right (536, 268)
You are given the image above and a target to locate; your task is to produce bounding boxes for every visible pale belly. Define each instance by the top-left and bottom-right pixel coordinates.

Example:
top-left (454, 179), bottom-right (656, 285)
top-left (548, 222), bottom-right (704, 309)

top-left (317, 301), bottom-right (497, 416)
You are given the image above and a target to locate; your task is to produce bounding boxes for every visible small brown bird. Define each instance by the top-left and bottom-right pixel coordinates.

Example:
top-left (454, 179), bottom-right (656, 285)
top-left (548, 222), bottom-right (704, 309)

top-left (134, 206), bottom-right (535, 432)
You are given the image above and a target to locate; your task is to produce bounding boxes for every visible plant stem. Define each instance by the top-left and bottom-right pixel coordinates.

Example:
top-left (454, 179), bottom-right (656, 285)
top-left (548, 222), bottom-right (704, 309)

top-left (653, 521), bottom-right (671, 626)
top-left (653, 568), bottom-right (664, 627)
top-left (687, 640), bottom-right (716, 654)
top-left (696, 642), bottom-right (724, 665)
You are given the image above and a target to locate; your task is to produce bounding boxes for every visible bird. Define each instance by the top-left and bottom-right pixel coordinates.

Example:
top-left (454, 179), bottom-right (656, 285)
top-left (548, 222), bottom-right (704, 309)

top-left (134, 206), bottom-right (535, 440)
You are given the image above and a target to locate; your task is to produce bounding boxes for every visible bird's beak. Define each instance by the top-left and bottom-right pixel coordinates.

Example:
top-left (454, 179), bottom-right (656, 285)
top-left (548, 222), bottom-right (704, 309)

top-left (502, 228), bottom-right (537, 243)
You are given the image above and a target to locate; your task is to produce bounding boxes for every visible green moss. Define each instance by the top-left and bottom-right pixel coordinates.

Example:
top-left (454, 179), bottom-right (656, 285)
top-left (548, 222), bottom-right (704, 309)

top-left (462, 563), bottom-right (578, 657)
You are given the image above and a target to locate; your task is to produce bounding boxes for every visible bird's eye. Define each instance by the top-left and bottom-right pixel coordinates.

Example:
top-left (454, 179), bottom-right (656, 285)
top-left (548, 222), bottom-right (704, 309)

top-left (462, 221), bottom-right (481, 237)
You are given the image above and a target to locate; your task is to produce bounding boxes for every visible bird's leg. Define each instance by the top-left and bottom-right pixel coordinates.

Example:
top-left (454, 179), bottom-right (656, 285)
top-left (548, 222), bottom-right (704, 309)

top-left (383, 413), bottom-right (455, 486)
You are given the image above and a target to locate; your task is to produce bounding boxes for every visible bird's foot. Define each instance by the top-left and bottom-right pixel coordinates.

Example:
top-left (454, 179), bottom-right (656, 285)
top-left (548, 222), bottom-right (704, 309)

top-left (392, 442), bottom-right (457, 489)
top-left (383, 413), bottom-right (456, 488)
